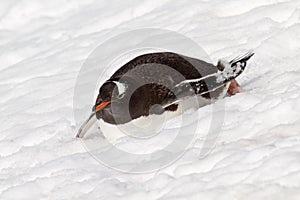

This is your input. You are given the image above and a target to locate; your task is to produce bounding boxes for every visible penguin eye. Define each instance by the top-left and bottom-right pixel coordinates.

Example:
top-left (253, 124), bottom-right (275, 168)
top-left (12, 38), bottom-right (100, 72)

top-left (117, 93), bottom-right (125, 99)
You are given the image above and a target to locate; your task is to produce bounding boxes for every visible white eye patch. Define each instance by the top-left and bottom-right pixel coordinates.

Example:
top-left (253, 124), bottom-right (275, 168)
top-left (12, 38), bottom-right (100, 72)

top-left (112, 81), bottom-right (127, 98)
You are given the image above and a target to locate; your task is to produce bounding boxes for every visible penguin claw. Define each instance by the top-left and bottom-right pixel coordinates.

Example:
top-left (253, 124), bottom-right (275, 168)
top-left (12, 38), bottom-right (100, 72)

top-left (227, 79), bottom-right (242, 96)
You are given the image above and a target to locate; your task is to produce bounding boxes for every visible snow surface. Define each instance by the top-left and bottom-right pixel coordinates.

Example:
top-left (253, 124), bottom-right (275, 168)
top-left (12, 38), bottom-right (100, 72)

top-left (1, 0), bottom-right (300, 199)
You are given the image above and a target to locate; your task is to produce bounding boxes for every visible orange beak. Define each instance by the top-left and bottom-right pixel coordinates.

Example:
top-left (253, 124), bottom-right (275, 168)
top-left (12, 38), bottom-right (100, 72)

top-left (95, 101), bottom-right (111, 112)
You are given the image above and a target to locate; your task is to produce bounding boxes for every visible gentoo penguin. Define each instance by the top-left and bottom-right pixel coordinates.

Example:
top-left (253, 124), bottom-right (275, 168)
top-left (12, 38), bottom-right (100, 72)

top-left (76, 51), bottom-right (254, 138)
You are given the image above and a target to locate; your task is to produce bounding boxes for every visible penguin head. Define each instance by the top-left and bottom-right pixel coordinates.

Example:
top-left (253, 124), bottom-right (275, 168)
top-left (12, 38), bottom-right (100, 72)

top-left (94, 77), bottom-right (170, 125)
top-left (93, 80), bottom-right (130, 124)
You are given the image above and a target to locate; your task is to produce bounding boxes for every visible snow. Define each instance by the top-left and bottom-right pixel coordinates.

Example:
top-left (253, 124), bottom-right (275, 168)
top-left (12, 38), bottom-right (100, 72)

top-left (1, 0), bottom-right (300, 199)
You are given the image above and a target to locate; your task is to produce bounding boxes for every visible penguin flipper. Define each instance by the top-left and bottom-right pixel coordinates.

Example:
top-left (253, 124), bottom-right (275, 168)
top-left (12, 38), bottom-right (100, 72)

top-left (164, 104), bottom-right (178, 111)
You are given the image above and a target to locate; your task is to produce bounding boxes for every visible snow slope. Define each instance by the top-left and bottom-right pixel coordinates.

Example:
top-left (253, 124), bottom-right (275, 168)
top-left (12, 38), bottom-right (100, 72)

top-left (1, 0), bottom-right (300, 199)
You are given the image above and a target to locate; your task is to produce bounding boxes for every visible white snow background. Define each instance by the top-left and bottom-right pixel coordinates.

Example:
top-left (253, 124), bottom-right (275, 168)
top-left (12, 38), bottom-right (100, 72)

top-left (1, 0), bottom-right (300, 199)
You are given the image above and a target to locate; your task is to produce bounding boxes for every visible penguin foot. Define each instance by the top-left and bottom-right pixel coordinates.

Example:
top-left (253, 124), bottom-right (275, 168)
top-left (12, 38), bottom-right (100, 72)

top-left (227, 79), bottom-right (242, 96)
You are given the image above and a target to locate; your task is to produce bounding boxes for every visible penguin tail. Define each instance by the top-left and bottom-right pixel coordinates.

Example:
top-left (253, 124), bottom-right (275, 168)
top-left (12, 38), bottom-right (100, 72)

top-left (216, 50), bottom-right (254, 83)
top-left (229, 50), bottom-right (255, 65)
